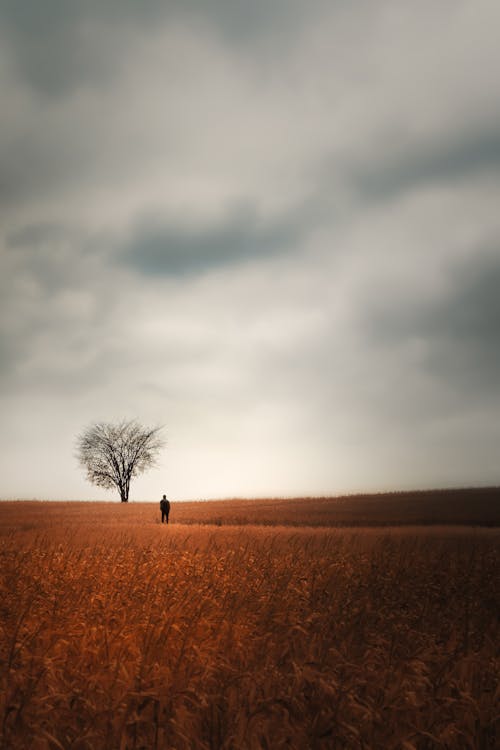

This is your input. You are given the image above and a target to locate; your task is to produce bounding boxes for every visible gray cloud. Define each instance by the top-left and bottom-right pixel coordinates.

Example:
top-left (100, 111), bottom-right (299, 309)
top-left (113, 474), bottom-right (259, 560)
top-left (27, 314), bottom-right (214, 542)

top-left (0, 1), bottom-right (165, 95)
top-left (0, 0), bottom-right (318, 95)
top-left (121, 206), bottom-right (302, 277)
top-left (418, 254), bottom-right (500, 393)
top-left (1, 1), bottom-right (500, 499)
top-left (350, 128), bottom-right (500, 203)
top-left (364, 249), bottom-right (500, 396)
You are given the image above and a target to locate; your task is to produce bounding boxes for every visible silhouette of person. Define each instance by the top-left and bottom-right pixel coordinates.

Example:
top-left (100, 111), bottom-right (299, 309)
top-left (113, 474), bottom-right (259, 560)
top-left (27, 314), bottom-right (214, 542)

top-left (160, 494), bottom-right (170, 524)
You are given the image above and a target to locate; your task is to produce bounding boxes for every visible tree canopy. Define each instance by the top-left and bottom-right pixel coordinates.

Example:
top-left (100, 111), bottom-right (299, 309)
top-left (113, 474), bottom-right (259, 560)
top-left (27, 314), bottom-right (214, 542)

top-left (76, 420), bottom-right (164, 502)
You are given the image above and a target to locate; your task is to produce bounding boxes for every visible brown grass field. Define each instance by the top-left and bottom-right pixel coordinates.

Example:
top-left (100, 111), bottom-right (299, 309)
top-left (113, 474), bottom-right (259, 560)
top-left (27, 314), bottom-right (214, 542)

top-left (0, 490), bottom-right (499, 749)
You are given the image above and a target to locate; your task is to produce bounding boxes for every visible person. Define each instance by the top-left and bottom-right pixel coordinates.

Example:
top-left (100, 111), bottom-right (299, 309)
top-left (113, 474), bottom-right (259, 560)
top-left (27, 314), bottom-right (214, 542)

top-left (160, 494), bottom-right (170, 524)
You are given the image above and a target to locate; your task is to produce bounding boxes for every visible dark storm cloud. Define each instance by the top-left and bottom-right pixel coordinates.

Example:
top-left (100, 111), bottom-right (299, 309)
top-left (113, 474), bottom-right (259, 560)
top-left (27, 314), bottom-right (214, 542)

top-left (423, 254), bottom-right (500, 392)
top-left (0, 0), bottom-right (316, 95)
top-left (365, 251), bottom-right (500, 394)
top-left (122, 207), bottom-right (301, 277)
top-left (0, 0), bottom-right (118, 95)
top-left (350, 128), bottom-right (500, 202)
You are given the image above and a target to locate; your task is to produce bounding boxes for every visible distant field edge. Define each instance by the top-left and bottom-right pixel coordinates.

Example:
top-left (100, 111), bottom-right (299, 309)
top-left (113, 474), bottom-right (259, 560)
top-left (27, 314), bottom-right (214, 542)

top-left (1, 486), bottom-right (499, 527)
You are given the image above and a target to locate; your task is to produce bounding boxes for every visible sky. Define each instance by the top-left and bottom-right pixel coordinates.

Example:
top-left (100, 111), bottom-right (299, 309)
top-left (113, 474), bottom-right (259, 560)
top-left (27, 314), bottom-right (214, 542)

top-left (1, 0), bottom-right (499, 501)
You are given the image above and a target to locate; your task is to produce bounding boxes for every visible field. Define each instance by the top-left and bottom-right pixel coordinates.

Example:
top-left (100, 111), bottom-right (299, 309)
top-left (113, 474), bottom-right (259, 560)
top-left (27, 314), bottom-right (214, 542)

top-left (0, 491), bottom-right (499, 749)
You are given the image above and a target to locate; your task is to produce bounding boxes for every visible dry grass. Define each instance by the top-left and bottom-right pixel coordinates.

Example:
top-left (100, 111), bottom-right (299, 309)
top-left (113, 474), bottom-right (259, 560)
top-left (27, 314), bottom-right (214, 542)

top-left (3, 487), bottom-right (499, 530)
top-left (0, 500), bottom-right (498, 749)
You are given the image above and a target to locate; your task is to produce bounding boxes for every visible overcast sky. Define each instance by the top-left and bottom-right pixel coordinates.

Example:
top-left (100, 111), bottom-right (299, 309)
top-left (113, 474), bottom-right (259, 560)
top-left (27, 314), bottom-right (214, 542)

top-left (1, 1), bottom-right (499, 501)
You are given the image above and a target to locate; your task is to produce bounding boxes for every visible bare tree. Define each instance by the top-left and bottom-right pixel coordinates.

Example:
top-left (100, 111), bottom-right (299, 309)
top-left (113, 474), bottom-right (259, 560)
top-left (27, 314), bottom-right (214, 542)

top-left (76, 420), bottom-right (164, 502)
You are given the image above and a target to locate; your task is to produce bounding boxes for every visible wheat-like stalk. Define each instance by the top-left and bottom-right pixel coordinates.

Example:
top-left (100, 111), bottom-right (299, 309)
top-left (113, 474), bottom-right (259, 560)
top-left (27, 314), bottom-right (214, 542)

top-left (0, 502), bottom-right (498, 748)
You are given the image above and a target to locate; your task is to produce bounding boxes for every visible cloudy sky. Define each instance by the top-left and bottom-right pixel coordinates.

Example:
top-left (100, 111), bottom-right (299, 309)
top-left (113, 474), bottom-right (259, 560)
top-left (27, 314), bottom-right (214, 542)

top-left (1, 1), bottom-right (499, 501)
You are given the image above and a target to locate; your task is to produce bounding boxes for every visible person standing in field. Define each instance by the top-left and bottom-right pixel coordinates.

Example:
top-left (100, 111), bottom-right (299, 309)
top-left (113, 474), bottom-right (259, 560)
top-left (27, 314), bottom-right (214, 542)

top-left (160, 494), bottom-right (170, 524)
